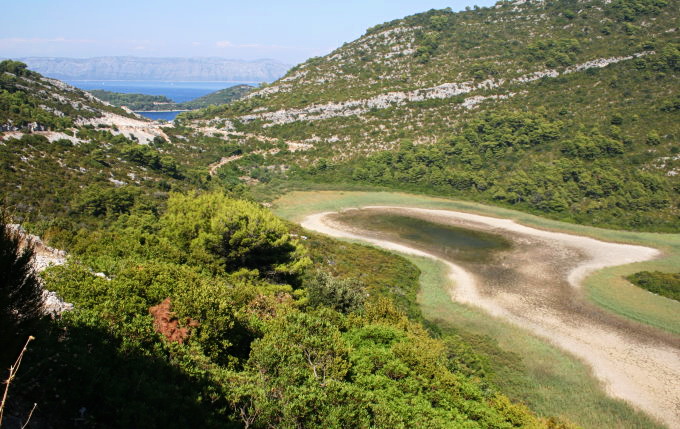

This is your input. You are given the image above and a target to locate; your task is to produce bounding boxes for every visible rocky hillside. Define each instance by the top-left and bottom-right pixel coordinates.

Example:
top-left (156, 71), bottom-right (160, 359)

top-left (0, 60), bottom-right (229, 222)
top-left (187, 0), bottom-right (677, 153)
top-left (1, 60), bottom-right (141, 131)
top-left (19, 56), bottom-right (291, 82)
top-left (181, 0), bottom-right (679, 230)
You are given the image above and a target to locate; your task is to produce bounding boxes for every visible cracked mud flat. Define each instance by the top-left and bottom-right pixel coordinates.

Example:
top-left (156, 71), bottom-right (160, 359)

top-left (301, 206), bottom-right (680, 428)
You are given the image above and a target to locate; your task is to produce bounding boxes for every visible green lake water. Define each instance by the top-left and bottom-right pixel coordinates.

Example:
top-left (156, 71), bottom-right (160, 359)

top-left (332, 211), bottom-right (510, 262)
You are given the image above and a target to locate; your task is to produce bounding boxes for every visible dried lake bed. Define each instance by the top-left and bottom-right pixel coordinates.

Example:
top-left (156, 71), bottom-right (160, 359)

top-left (301, 206), bottom-right (680, 428)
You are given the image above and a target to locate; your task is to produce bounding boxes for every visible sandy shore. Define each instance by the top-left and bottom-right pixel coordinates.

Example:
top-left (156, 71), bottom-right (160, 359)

top-left (301, 206), bottom-right (680, 428)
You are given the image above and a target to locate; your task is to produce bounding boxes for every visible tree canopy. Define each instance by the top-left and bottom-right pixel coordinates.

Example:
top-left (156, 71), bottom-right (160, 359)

top-left (159, 192), bottom-right (310, 282)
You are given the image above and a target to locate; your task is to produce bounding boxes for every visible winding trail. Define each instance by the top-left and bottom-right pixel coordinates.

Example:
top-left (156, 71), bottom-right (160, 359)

top-left (208, 154), bottom-right (242, 176)
top-left (301, 206), bottom-right (680, 428)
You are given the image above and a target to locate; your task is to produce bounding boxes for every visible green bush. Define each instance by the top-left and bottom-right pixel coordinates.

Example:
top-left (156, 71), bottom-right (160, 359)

top-left (306, 270), bottom-right (366, 313)
top-left (159, 191), bottom-right (310, 281)
top-left (627, 271), bottom-right (680, 301)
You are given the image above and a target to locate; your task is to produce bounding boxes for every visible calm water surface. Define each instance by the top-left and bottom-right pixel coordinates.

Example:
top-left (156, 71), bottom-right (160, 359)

top-left (332, 211), bottom-right (510, 262)
top-left (66, 80), bottom-right (264, 121)
top-left (66, 80), bottom-right (259, 102)
top-left (135, 111), bottom-right (183, 121)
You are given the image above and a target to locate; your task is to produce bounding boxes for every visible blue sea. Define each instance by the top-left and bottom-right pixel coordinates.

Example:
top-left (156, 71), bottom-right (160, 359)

top-left (133, 111), bottom-right (183, 121)
top-left (66, 80), bottom-right (260, 121)
top-left (65, 80), bottom-right (257, 102)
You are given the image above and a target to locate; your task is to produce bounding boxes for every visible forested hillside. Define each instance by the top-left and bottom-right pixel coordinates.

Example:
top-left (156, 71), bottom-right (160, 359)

top-left (184, 0), bottom-right (679, 230)
top-left (4, 192), bottom-right (566, 428)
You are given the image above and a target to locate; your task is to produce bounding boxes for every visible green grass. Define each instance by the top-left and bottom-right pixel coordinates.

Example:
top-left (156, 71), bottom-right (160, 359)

top-left (273, 190), bottom-right (680, 335)
top-left (273, 189), bottom-right (678, 428)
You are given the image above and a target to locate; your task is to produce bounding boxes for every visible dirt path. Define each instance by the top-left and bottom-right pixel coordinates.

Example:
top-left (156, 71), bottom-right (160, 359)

top-left (208, 155), bottom-right (242, 176)
top-left (301, 207), bottom-right (680, 428)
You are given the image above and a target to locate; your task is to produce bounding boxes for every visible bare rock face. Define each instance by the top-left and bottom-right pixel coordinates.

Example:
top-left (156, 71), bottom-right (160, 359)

top-left (26, 122), bottom-right (46, 132)
top-left (7, 224), bottom-right (72, 316)
top-left (42, 289), bottom-right (74, 316)
top-left (8, 224), bottom-right (67, 271)
top-left (1, 120), bottom-right (20, 132)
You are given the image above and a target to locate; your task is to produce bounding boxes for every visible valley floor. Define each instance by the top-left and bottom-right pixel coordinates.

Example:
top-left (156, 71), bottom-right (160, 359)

top-left (275, 191), bottom-right (680, 428)
top-left (302, 207), bottom-right (679, 427)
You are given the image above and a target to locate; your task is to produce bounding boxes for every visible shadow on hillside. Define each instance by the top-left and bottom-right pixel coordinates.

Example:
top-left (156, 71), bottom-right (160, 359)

top-left (6, 321), bottom-right (240, 429)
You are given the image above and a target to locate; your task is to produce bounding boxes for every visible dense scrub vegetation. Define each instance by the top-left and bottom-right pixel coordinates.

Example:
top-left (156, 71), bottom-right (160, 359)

top-left (4, 191), bottom-right (566, 428)
top-left (0, 131), bottom-right (190, 221)
top-left (220, 110), bottom-right (680, 231)
top-left (283, 109), bottom-right (678, 230)
top-left (627, 271), bottom-right (680, 301)
top-left (1, 0), bottom-right (678, 426)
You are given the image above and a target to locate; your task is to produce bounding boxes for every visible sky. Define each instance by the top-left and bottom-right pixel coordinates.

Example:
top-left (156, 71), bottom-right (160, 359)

top-left (1, 0), bottom-right (496, 65)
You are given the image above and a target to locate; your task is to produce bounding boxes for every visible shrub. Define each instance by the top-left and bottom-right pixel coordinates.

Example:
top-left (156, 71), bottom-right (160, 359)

top-left (160, 192), bottom-right (310, 281)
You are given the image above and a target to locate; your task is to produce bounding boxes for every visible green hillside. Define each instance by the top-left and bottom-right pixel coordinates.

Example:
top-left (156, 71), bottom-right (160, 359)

top-left (1, 60), bottom-right (138, 130)
top-left (0, 64), bottom-right (565, 429)
top-left (179, 84), bottom-right (254, 110)
top-left (0, 59), bottom-right (238, 222)
top-left (183, 0), bottom-right (679, 231)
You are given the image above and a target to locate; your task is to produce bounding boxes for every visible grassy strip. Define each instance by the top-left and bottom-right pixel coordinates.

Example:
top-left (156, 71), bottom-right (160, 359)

top-left (273, 190), bottom-right (680, 334)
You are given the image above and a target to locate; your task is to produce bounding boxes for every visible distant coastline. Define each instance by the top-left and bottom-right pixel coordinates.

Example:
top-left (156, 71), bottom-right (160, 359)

top-left (134, 109), bottom-right (190, 113)
top-left (69, 80), bottom-right (256, 104)
top-left (70, 79), bottom-right (261, 84)
top-left (133, 109), bottom-right (188, 121)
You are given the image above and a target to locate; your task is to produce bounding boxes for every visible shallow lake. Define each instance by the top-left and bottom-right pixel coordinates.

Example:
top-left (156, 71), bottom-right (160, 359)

top-left (331, 210), bottom-right (510, 262)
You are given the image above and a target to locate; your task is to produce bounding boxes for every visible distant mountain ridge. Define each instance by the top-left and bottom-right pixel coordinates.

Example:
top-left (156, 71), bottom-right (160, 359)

top-left (15, 56), bottom-right (291, 82)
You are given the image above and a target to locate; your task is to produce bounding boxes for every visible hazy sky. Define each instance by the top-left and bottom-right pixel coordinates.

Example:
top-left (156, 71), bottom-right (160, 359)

top-left (1, 0), bottom-right (495, 64)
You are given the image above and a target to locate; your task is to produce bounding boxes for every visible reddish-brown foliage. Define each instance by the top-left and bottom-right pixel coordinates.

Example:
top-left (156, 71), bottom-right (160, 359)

top-left (149, 298), bottom-right (198, 344)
